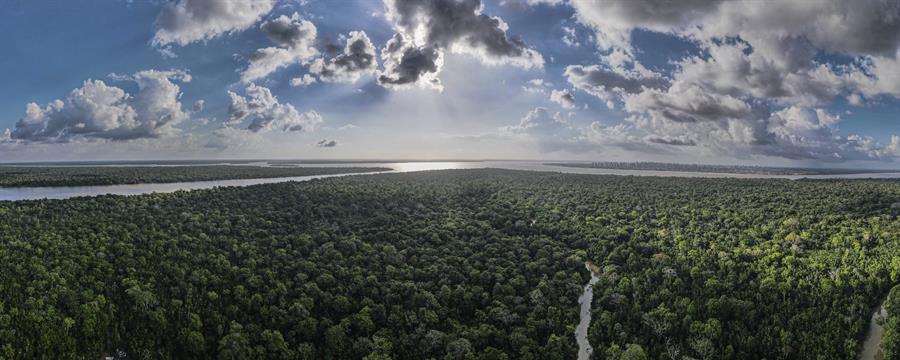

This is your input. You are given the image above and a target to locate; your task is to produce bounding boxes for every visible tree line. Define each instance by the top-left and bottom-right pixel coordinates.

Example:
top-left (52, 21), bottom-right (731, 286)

top-left (0, 166), bottom-right (389, 187)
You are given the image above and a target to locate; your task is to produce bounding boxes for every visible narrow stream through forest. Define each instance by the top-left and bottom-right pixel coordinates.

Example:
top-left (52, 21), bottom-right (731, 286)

top-left (860, 297), bottom-right (890, 360)
top-left (576, 262), bottom-right (600, 360)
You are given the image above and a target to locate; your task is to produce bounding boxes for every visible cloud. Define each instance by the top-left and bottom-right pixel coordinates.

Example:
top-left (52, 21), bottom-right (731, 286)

top-left (671, 42), bottom-right (850, 107)
top-left (8, 70), bottom-right (192, 142)
top-left (500, 0), bottom-right (564, 7)
top-left (500, 107), bottom-right (586, 152)
top-left (493, 101), bottom-right (900, 161)
top-left (157, 46), bottom-right (178, 59)
top-left (523, 78), bottom-right (550, 94)
top-left (571, 0), bottom-right (722, 50)
top-left (699, 1), bottom-right (900, 58)
top-left (378, 34), bottom-right (444, 90)
top-left (624, 85), bottom-right (754, 124)
top-left (260, 12), bottom-right (314, 48)
top-left (240, 13), bottom-right (318, 83)
top-left (502, 107), bottom-right (567, 134)
top-left (564, 0), bottom-right (900, 162)
top-left (569, 1), bottom-right (900, 104)
top-left (152, 0), bottom-right (275, 47)
top-left (645, 136), bottom-right (696, 146)
top-left (497, 107), bottom-right (657, 153)
top-left (755, 106), bottom-right (883, 161)
top-left (315, 139), bottom-right (338, 147)
top-left (846, 56), bottom-right (900, 100)
top-left (550, 89), bottom-right (576, 109)
top-left (378, 0), bottom-right (543, 90)
top-left (205, 126), bottom-right (262, 149)
top-left (572, 0), bottom-right (900, 56)
top-left (623, 100), bottom-right (900, 161)
top-left (227, 84), bottom-right (322, 133)
top-left (565, 51), bottom-right (667, 104)
top-left (290, 74), bottom-right (317, 87)
top-left (191, 99), bottom-right (205, 113)
top-left (565, 63), bottom-right (664, 104)
top-left (308, 31), bottom-right (377, 83)
top-left (561, 26), bottom-right (580, 47)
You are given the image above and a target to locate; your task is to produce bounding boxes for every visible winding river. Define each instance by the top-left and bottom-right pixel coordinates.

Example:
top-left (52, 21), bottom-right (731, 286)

top-left (860, 298), bottom-right (890, 360)
top-left (576, 262), bottom-right (600, 360)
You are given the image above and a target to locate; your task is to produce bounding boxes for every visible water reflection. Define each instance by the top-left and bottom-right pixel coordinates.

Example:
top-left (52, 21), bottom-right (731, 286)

top-left (0, 172), bottom-right (378, 201)
top-left (576, 263), bottom-right (600, 360)
top-left (388, 162), bottom-right (466, 172)
top-left (860, 300), bottom-right (889, 360)
top-left (2, 161), bottom-right (900, 201)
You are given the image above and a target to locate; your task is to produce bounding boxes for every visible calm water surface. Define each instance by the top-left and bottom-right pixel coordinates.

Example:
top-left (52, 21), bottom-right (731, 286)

top-left (576, 263), bottom-right (600, 360)
top-left (0, 172), bottom-right (382, 201)
top-left (2, 161), bottom-right (899, 201)
top-left (860, 297), bottom-right (890, 360)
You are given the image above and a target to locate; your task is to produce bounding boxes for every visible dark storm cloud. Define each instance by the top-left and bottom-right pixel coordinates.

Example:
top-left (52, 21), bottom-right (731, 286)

top-left (316, 139), bottom-right (338, 147)
top-left (260, 12), bottom-right (316, 48)
top-left (309, 31), bottom-right (377, 83)
top-left (565, 64), bottom-right (667, 98)
top-left (378, 0), bottom-right (542, 89)
top-left (378, 34), bottom-right (444, 89)
top-left (386, 0), bottom-right (540, 59)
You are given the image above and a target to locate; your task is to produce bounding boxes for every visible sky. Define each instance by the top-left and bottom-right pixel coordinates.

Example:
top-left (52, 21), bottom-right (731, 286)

top-left (2, 0), bottom-right (900, 168)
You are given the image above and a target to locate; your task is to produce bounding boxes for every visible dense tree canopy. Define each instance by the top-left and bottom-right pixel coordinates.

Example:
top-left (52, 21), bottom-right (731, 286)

top-left (0, 169), bottom-right (897, 359)
top-left (883, 285), bottom-right (900, 359)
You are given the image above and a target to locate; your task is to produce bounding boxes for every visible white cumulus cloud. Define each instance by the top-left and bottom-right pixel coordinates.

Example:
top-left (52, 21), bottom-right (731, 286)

top-left (227, 84), bottom-right (322, 133)
top-left (153, 0), bottom-right (275, 47)
top-left (8, 70), bottom-right (192, 142)
top-left (240, 12), bottom-right (318, 83)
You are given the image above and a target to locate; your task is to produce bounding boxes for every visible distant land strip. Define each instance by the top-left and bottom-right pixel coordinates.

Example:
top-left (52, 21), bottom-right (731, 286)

top-left (546, 162), bottom-right (900, 176)
top-left (0, 166), bottom-right (390, 187)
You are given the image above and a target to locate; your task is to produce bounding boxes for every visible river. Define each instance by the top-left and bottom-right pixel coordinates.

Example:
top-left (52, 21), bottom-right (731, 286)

top-left (860, 298), bottom-right (890, 360)
top-left (576, 262), bottom-right (600, 360)
top-left (3, 161), bottom-right (900, 201)
top-left (0, 171), bottom-right (386, 201)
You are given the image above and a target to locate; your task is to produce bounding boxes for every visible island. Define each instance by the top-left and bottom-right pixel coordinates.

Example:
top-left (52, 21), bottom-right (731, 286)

top-left (0, 165), bottom-right (390, 187)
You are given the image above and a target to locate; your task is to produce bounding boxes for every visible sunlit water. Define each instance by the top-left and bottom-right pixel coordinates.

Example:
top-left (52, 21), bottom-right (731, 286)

top-left (576, 263), bottom-right (600, 360)
top-left (2, 161), bottom-right (900, 201)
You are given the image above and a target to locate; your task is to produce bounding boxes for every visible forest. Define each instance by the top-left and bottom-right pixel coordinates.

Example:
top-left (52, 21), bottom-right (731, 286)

top-left (883, 284), bottom-right (900, 359)
top-left (0, 169), bottom-right (897, 359)
top-left (0, 166), bottom-right (389, 187)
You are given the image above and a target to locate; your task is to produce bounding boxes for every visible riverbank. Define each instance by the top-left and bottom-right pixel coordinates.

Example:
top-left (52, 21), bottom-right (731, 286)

top-left (0, 165), bottom-right (390, 187)
top-left (576, 261), bottom-right (601, 360)
top-left (860, 292), bottom-right (895, 360)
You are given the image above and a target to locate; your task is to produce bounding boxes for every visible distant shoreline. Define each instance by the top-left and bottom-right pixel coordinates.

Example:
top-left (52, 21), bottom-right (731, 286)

top-left (0, 159), bottom-right (494, 166)
top-left (0, 166), bottom-right (390, 188)
top-left (546, 162), bottom-right (900, 176)
top-left (4, 159), bottom-right (896, 175)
